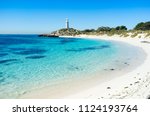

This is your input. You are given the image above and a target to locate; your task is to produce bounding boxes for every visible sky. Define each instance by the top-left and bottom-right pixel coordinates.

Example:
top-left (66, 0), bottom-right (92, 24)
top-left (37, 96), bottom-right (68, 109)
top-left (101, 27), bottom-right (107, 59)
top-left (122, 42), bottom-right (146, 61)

top-left (0, 0), bottom-right (150, 34)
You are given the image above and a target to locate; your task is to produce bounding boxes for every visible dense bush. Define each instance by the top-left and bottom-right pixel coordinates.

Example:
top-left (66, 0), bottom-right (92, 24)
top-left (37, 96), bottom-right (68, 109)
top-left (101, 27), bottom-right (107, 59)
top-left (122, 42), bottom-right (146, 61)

top-left (51, 28), bottom-right (81, 36)
top-left (115, 26), bottom-right (127, 30)
top-left (97, 27), bottom-right (112, 32)
top-left (134, 22), bottom-right (150, 30)
top-left (81, 29), bottom-right (95, 33)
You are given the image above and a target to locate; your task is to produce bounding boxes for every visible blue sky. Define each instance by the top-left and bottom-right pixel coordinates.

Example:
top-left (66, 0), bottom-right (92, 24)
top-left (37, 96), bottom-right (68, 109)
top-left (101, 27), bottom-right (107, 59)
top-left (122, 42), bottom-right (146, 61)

top-left (0, 0), bottom-right (150, 34)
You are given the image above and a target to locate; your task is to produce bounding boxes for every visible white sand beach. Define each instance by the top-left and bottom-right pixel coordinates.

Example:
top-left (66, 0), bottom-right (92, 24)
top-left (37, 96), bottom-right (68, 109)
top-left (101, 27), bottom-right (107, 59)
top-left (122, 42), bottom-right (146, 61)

top-left (64, 34), bottom-right (150, 99)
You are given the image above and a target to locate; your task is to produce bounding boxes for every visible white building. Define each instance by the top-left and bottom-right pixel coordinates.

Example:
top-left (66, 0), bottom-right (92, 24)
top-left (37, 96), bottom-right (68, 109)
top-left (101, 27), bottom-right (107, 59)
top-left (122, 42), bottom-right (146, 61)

top-left (66, 18), bottom-right (69, 30)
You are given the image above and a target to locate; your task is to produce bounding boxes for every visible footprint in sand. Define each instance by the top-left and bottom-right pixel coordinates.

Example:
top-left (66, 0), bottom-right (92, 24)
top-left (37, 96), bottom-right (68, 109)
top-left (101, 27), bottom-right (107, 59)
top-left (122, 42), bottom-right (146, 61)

top-left (134, 81), bottom-right (140, 84)
top-left (124, 87), bottom-right (128, 89)
top-left (107, 87), bottom-right (111, 89)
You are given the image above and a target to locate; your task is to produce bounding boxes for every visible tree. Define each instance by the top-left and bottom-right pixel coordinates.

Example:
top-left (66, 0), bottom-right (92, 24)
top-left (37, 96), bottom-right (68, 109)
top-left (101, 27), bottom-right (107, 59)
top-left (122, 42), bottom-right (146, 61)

top-left (134, 21), bottom-right (150, 30)
top-left (82, 29), bottom-right (95, 33)
top-left (115, 26), bottom-right (127, 30)
top-left (97, 27), bottom-right (112, 32)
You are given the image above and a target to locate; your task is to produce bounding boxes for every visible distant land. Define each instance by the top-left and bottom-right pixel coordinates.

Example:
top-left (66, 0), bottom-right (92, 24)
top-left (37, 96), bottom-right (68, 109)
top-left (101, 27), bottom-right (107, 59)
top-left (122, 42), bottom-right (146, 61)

top-left (40, 21), bottom-right (150, 39)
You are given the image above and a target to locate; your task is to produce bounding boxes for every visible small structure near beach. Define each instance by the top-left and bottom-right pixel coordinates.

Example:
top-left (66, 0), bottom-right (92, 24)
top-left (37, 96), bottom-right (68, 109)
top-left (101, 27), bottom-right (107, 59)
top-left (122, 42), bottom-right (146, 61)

top-left (66, 18), bottom-right (69, 30)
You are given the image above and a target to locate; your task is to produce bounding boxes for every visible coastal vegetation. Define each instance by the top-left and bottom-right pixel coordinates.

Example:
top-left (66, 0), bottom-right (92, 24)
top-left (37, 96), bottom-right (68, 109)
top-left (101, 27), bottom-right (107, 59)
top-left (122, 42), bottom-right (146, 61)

top-left (134, 21), bottom-right (150, 30)
top-left (50, 21), bottom-right (150, 38)
top-left (51, 28), bottom-right (81, 36)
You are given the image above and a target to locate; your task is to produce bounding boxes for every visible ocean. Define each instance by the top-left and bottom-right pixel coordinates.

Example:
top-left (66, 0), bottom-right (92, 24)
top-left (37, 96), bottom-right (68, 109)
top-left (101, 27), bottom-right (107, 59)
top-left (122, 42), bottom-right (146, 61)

top-left (0, 35), bottom-right (145, 98)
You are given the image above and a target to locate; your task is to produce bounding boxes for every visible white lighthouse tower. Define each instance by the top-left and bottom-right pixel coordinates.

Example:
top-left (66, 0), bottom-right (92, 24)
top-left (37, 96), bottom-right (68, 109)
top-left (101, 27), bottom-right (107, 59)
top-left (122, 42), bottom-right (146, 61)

top-left (66, 18), bottom-right (69, 30)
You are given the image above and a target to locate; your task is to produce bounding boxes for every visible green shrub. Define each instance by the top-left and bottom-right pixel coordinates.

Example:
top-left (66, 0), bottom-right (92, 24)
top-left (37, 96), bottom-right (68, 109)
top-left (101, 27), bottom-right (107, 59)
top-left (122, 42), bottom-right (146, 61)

top-left (134, 21), bottom-right (150, 30)
top-left (145, 33), bottom-right (150, 38)
top-left (131, 33), bottom-right (138, 38)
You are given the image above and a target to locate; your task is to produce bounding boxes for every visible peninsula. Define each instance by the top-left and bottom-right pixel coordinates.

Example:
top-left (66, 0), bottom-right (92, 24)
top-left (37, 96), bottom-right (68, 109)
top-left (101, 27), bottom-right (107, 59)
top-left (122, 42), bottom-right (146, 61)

top-left (40, 21), bottom-right (150, 39)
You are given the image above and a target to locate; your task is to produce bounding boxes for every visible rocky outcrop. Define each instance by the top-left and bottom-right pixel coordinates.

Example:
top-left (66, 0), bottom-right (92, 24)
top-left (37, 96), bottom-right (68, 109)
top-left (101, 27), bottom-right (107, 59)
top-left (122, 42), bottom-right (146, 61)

top-left (38, 34), bottom-right (59, 37)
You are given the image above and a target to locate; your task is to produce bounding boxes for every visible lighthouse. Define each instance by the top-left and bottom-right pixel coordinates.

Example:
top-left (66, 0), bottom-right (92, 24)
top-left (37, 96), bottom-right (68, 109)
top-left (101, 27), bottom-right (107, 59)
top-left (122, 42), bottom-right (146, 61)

top-left (66, 18), bottom-right (69, 30)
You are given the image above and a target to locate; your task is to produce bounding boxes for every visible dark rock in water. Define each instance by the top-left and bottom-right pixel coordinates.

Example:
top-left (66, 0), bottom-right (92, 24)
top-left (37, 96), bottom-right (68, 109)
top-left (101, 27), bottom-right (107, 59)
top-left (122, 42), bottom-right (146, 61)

top-left (0, 53), bottom-right (8, 57)
top-left (60, 39), bottom-right (76, 44)
top-left (66, 45), bottom-right (110, 52)
top-left (0, 46), bottom-right (5, 51)
top-left (0, 59), bottom-right (18, 64)
top-left (9, 48), bottom-right (27, 51)
top-left (12, 48), bottom-right (47, 55)
top-left (0, 38), bottom-right (39, 46)
top-left (25, 55), bottom-right (46, 59)
top-left (38, 34), bottom-right (59, 37)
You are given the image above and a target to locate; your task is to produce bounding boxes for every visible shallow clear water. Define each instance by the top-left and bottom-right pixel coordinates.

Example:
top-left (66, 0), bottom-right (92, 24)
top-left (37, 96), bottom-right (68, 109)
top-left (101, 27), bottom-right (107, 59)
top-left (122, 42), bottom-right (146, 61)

top-left (0, 35), bottom-right (145, 98)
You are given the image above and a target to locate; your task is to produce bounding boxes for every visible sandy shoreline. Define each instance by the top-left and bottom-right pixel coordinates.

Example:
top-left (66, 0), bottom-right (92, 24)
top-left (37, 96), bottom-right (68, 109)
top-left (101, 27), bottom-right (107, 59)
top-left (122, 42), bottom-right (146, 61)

top-left (21, 35), bottom-right (150, 99)
top-left (64, 34), bottom-right (150, 99)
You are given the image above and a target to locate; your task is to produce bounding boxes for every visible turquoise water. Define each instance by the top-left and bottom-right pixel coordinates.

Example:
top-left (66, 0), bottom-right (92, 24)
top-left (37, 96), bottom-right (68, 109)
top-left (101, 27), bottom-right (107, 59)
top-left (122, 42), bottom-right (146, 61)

top-left (0, 35), bottom-right (144, 98)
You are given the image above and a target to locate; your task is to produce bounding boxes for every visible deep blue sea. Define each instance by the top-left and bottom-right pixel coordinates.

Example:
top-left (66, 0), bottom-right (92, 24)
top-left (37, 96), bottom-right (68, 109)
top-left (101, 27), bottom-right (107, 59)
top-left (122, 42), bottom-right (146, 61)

top-left (0, 34), bottom-right (145, 98)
